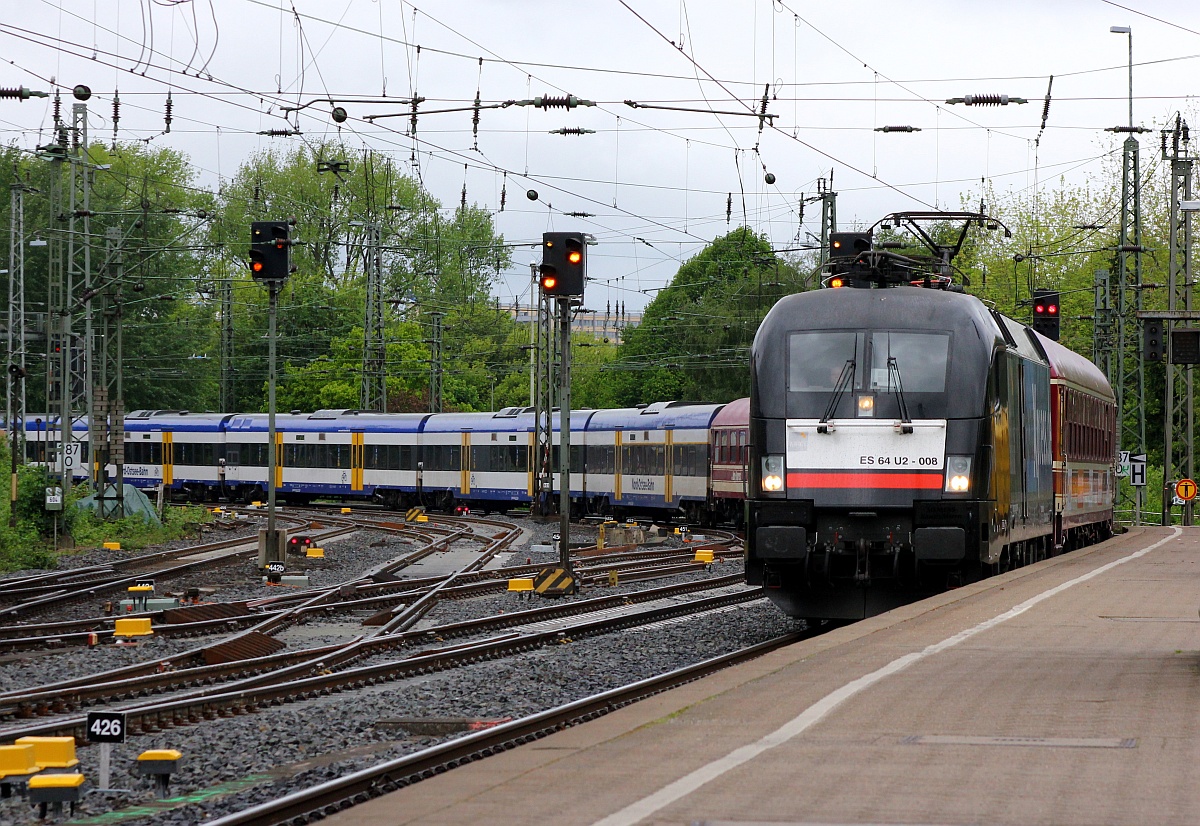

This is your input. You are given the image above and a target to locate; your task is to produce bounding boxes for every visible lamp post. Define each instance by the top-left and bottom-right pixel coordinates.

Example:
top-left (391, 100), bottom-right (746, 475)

top-left (1110, 26), bottom-right (1133, 130)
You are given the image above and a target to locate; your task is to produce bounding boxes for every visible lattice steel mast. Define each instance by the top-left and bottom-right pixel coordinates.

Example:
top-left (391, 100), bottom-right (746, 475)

top-left (360, 221), bottom-right (386, 411)
top-left (1161, 116), bottom-right (1195, 525)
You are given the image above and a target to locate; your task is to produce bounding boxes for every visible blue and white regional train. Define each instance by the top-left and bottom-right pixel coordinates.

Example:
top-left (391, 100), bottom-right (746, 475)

top-left (20, 401), bottom-right (750, 523)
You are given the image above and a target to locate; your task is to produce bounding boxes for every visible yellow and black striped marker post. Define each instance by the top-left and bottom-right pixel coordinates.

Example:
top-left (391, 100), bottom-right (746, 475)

top-left (533, 566), bottom-right (576, 596)
top-left (406, 507), bottom-right (428, 523)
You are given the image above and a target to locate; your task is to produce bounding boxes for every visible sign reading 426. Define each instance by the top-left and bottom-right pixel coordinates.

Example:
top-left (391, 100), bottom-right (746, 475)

top-left (86, 710), bottom-right (127, 744)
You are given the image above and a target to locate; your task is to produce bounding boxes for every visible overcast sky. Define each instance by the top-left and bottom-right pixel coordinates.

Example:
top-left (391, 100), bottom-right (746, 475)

top-left (2, 1), bottom-right (1199, 313)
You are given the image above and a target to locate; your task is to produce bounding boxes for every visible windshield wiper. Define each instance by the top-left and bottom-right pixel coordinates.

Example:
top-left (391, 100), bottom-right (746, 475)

top-left (887, 356), bottom-right (914, 434)
top-left (817, 359), bottom-right (856, 433)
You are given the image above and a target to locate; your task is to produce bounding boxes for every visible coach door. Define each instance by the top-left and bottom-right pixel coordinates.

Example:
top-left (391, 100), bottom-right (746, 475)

top-left (350, 432), bottom-right (364, 492)
top-left (614, 429), bottom-right (623, 502)
top-left (461, 431), bottom-right (472, 495)
top-left (527, 432), bottom-right (536, 497)
top-left (275, 430), bottom-right (284, 490)
top-left (663, 428), bottom-right (673, 505)
top-left (161, 431), bottom-right (174, 486)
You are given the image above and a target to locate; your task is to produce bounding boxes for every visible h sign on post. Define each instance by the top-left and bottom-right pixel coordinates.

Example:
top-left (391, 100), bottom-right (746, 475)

top-left (1129, 453), bottom-right (1147, 487)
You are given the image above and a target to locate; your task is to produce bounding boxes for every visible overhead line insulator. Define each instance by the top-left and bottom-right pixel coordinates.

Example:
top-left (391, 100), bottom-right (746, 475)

top-left (519, 95), bottom-right (596, 110)
top-left (945, 94), bottom-right (1028, 106)
top-left (0, 87), bottom-right (49, 100)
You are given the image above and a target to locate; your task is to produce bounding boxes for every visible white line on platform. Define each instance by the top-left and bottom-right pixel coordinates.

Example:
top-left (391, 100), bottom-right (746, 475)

top-left (592, 528), bottom-right (1182, 826)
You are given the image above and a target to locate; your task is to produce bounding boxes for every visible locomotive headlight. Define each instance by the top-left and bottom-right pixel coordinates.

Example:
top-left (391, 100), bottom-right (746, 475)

top-left (944, 455), bottom-right (973, 493)
top-left (761, 455), bottom-right (785, 492)
top-left (856, 394), bottom-right (875, 417)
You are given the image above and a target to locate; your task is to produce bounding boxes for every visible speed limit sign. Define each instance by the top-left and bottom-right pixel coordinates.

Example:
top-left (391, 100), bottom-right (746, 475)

top-left (86, 710), bottom-right (127, 744)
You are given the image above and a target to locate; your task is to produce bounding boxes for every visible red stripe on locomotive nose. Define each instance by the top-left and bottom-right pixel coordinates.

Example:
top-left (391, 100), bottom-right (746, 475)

top-left (786, 471), bottom-right (944, 489)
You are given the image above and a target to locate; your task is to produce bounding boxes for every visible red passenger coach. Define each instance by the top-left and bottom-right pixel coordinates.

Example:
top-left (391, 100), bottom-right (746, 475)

top-left (709, 397), bottom-right (750, 525)
top-left (1038, 332), bottom-right (1116, 548)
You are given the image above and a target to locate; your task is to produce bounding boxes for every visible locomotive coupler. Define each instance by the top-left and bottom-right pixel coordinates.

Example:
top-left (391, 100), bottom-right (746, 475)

top-left (854, 537), bottom-right (871, 583)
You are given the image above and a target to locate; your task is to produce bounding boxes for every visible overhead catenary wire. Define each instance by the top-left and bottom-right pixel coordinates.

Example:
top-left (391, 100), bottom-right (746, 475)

top-left (0, 0), bottom-right (1160, 320)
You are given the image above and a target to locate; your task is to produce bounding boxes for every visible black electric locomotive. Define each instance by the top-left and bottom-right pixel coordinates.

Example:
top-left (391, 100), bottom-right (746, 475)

top-left (746, 213), bottom-right (1115, 620)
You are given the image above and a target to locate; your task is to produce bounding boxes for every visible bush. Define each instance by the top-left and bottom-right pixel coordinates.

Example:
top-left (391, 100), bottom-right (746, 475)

top-left (12, 464), bottom-right (82, 538)
top-left (71, 504), bottom-right (210, 552)
top-left (0, 524), bottom-right (57, 571)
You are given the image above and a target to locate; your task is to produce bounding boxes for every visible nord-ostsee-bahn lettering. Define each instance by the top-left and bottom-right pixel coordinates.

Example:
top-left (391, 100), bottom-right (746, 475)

top-left (746, 212), bottom-right (1117, 621)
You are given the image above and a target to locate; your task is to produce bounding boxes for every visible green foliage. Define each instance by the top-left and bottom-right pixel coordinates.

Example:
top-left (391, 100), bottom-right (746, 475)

top-left (71, 505), bottom-right (210, 553)
top-left (0, 436), bottom-right (207, 570)
top-left (13, 464), bottom-right (80, 538)
top-left (213, 143), bottom-right (514, 413)
top-left (608, 228), bottom-right (808, 405)
top-left (954, 145), bottom-right (1178, 467)
top-left (0, 142), bottom-right (216, 412)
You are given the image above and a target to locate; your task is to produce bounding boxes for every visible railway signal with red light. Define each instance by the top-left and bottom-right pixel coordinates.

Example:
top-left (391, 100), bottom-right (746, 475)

top-left (250, 220), bottom-right (294, 281)
top-left (540, 231), bottom-right (586, 297)
top-left (1031, 289), bottom-right (1060, 340)
top-left (286, 535), bottom-right (313, 554)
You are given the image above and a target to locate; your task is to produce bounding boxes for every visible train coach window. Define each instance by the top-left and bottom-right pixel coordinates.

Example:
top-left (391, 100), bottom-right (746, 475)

top-left (789, 331), bottom-right (863, 391)
top-left (587, 445), bottom-right (614, 474)
top-left (236, 443), bottom-right (267, 467)
top-left (869, 331), bottom-right (949, 393)
top-left (426, 445), bottom-right (461, 471)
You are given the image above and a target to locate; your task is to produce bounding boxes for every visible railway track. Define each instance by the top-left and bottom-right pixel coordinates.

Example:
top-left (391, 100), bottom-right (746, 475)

top-left (205, 633), bottom-right (802, 826)
top-left (0, 505), bottom-right (759, 824)
top-left (0, 584), bottom-right (766, 742)
top-left (0, 573), bottom-right (750, 725)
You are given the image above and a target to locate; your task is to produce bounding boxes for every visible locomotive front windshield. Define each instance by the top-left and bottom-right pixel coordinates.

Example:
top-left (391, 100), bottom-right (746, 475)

top-left (787, 330), bottom-right (951, 416)
top-left (867, 331), bottom-right (949, 393)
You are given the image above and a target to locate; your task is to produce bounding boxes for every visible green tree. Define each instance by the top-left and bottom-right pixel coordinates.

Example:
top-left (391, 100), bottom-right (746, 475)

top-left (0, 141), bottom-right (215, 411)
top-left (608, 228), bottom-right (806, 405)
top-left (214, 144), bottom-right (513, 413)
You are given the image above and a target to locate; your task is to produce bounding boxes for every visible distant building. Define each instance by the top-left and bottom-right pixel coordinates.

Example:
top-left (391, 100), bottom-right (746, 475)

top-left (506, 304), bottom-right (641, 343)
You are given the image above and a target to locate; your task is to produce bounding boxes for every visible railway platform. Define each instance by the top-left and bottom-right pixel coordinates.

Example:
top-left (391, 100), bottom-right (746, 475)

top-left (326, 526), bottom-right (1200, 826)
